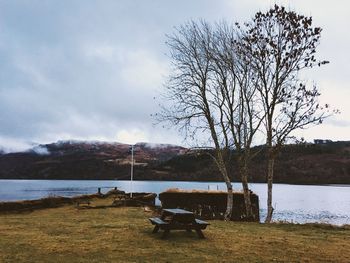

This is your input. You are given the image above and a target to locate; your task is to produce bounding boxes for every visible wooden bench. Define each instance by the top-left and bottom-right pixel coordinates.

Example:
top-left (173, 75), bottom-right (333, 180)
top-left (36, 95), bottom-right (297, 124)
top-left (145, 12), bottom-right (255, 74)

top-left (149, 210), bottom-right (210, 239)
top-left (194, 219), bottom-right (210, 229)
top-left (149, 217), bottom-right (169, 234)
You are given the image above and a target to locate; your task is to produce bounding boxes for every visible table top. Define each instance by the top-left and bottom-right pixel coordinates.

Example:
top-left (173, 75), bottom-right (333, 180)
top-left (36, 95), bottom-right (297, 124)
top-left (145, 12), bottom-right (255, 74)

top-left (162, 208), bottom-right (194, 215)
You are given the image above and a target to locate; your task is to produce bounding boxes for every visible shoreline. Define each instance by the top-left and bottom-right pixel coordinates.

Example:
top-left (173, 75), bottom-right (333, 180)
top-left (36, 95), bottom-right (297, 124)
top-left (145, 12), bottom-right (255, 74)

top-left (0, 191), bottom-right (349, 227)
top-left (0, 190), bottom-right (157, 213)
top-left (1, 180), bottom-right (349, 226)
top-left (1, 178), bottom-right (349, 187)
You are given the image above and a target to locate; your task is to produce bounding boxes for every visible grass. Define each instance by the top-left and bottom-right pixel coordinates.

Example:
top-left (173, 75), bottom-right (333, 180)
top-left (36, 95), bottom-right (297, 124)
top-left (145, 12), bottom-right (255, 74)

top-left (0, 197), bottom-right (349, 262)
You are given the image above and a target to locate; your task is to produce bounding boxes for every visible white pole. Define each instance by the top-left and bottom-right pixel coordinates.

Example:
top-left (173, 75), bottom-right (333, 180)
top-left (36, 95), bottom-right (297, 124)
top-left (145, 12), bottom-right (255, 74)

top-left (130, 145), bottom-right (134, 198)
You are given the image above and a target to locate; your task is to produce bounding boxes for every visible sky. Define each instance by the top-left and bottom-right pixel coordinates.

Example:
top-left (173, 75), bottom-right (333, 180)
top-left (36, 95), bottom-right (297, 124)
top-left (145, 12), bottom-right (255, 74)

top-left (0, 0), bottom-right (349, 151)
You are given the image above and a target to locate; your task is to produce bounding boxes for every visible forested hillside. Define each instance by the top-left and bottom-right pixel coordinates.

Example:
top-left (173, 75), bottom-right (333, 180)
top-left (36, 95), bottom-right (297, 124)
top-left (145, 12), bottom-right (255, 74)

top-left (0, 140), bottom-right (349, 184)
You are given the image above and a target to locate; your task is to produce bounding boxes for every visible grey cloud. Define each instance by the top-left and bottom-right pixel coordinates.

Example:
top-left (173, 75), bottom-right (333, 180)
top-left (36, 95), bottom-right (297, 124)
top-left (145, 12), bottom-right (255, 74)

top-left (31, 145), bottom-right (50, 155)
top-left (327, 118), bottom-right (350, 128)
top-left (0, 0), bottom-right (349, 148)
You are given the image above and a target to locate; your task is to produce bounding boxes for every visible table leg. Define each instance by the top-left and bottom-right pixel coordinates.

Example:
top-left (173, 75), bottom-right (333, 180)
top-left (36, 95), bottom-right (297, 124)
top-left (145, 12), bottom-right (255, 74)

top-left (195, 228), bottom-right (205, 239)
top-left (186, 227), bottom-right (192, 232)
top-left (162, 229), bottom-right (170, 239)
top-left (152, 226), bottom-right (159, 233)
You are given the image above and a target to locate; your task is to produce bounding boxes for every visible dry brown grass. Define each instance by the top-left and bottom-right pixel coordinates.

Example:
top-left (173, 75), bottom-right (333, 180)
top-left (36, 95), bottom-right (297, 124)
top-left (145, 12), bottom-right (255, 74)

top-left (0, 197), bottom-right (349, 262)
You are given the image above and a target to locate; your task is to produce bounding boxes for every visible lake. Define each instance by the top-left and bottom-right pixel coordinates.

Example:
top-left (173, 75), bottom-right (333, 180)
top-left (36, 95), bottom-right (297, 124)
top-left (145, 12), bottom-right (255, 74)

top-left (0, 179), bottom-right (349, 225)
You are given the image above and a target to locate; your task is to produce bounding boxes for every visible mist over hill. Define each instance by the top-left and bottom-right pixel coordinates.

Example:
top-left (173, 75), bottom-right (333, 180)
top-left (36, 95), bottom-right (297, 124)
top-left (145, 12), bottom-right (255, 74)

top-left (0, 140), bottom-right (349, 184)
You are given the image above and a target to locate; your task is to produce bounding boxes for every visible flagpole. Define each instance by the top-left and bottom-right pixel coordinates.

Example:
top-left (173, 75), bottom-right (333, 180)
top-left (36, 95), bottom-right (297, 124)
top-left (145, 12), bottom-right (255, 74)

top-left (130, 144), bottom-right (134, 198)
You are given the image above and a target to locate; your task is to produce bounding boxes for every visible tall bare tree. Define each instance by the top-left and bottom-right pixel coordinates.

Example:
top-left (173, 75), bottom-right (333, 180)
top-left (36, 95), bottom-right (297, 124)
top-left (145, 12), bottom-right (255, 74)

top-left (209, 23), bottom-right (263, 219)
top-left (159, 21), bottom-right (234, 220)
top-left (241, 5), bottom-right (334, 222)
top-left (158, 20), bottom-right (262, 220)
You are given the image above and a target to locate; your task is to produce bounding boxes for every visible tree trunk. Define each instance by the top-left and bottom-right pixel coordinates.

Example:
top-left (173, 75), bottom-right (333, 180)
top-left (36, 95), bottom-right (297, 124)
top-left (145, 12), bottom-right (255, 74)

top-left (204, 106), bottom-right (234, 221)
top-left (238, 158), bottom-right (253, 219)
top-left (216, 154), bottom-right (233, 221)
top-left (224, 183), bottom-right (233, 221)
top-left (265, 155), bottom-right (275, 223)
top-left (241, 169), bottom-right (253, 220)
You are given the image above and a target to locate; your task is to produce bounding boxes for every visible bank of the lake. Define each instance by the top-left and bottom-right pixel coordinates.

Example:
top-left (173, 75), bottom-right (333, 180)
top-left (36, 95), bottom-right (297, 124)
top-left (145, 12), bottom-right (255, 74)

top-left (1, 180), bottom-right (350, 225)
top-left (0, 202), bottom-right (349, 263)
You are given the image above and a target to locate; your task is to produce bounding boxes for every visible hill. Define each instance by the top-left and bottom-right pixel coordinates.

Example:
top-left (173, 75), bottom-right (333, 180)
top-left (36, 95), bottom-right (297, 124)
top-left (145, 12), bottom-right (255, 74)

top-left (0, 140), bottom-right (186, 180)
top-left (159, 141), bottom-right (350, 184)
top-left (0, 140), bottom-right (349, 184)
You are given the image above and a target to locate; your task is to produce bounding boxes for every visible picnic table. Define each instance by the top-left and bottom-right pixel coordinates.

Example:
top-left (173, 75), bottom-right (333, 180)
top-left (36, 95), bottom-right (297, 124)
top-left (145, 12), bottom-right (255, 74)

top-left (149, 208), bottom-right (209, 239)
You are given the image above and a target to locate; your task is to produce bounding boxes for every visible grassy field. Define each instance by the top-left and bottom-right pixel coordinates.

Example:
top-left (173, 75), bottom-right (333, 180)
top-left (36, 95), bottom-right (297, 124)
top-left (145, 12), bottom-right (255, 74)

top-left (0, 197), bottom-right (349, 262)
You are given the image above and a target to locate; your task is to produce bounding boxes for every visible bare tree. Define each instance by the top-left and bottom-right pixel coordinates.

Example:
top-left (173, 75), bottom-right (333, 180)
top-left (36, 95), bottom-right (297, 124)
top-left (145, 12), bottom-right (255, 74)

top-left (209, 23), bottom-right (263, 219)
top-left (158, 21), bottom-right (235, 220)
top-left (241, 5), bottom-right (334, 222)
top-left (158, 20), bottom-right (262, 220)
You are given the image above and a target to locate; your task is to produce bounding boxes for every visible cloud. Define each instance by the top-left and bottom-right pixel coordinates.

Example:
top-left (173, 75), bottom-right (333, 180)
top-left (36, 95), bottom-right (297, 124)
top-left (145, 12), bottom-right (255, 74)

top-left (116, 129), bottom-right (148, 145)
top-left (0, 136), bottom-right (33, 153)
top-left (119, 49), bottom-right (169, 90)
top-left (31, 145), bottom-right (50, 155)
top-left (83, 43), bottom-right (117, 63)
top-left (0, 0), bottom-right (349, 149)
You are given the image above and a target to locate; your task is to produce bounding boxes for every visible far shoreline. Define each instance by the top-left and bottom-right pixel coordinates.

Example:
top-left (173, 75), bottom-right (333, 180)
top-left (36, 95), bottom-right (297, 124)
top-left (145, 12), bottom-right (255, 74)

top-left (0, 178), bottom-right (349, 187)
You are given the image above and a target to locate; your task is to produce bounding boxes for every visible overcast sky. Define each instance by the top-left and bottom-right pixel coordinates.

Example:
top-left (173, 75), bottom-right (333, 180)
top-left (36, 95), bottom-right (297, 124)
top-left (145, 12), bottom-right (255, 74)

top-left (0, 0), bottom-right (349, 151)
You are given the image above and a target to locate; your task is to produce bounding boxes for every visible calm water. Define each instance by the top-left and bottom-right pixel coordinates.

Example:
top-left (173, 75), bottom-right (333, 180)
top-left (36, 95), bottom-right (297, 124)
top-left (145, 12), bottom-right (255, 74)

top-left (0, 179), bottom-right (349, 225)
